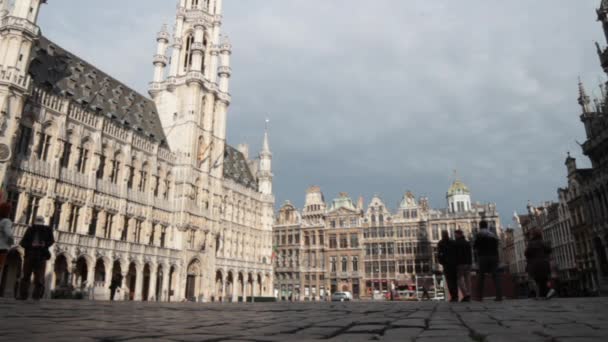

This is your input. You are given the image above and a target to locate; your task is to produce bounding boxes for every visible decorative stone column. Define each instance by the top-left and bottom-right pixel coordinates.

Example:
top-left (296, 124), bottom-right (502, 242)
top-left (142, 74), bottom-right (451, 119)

top-left (161, 265), bottom-right (170, 302)
top-left (120, 269), bottom-right (129, 301)
top-left (148, 263), bottom-right (158, 302)
top-left (134, 263), bottom-right (144, 301)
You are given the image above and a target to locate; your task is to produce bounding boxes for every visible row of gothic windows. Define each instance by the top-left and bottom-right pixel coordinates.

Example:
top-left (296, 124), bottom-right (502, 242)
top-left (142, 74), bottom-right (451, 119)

top-left (6, 191), bottom-right (171, 248)
top-left (16, 124), bottom-right (173, 200)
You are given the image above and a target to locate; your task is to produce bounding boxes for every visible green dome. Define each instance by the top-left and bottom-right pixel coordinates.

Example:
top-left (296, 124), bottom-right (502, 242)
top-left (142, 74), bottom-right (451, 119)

top-left (448, 180), bottom-right (470, 196)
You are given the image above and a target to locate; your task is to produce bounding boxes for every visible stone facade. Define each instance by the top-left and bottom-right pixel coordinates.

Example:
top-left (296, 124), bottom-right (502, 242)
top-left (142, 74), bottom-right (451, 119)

top-left (0, 0), bottom-right (274, 302)
top-left (273, 180), bottom-right (501, 301)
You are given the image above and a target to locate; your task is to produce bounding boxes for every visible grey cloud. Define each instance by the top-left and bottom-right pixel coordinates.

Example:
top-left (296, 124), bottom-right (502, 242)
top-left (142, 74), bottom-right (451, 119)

top-left (38, 0), bottom-right (601, 222)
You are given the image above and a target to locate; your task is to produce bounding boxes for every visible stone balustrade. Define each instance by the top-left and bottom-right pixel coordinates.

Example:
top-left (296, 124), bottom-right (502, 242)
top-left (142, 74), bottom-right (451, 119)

top-left (0, 15), bottom-right (39, 37)
top-left (153, 54), bottom-right (169, 66)
top-left (0, 66), bottom-right (31, 92)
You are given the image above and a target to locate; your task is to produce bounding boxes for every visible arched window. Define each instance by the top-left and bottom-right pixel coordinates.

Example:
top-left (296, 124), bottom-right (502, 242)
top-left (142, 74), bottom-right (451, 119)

top-left (352, 257), bottom-right (359, 272)
top-left (190, 0), bottom-right (199, 9)
top-left (183, 34), bottom-right (194, 71)
top-left (341, 257), bottom-right (348, 272)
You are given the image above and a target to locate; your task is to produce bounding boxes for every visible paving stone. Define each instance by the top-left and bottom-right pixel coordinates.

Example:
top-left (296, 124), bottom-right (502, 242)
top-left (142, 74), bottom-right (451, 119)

top-left (347, 324), bottom-right (386, 333)
top-left (1, 298), bottom-right (607, 342)
top-left (391, 318), bottom-right (427, 328)
top-left (381, 328), bottom-right (422, 340)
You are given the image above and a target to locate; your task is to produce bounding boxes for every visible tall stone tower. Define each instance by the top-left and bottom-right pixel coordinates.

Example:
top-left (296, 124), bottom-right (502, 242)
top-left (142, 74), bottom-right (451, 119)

top-left (149, 0), bottom-right (231, 180)
top-left (0, 0), bottom-right (46, 190)
top-left (257, 126), bottom-right (272, 196)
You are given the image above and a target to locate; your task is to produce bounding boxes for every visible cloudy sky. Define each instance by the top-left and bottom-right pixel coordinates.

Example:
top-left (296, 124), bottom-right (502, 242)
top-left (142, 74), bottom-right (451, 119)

top-left (38, 0), bottom-right (604, 224)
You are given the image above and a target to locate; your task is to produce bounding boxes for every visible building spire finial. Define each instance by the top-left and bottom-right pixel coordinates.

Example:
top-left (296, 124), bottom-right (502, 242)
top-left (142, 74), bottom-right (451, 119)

top-left (578, 77), bottom-right (592, 113)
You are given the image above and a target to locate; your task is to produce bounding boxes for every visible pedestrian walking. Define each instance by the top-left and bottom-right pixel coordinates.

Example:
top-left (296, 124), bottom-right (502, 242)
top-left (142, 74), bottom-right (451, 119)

top-left (525, 231), bottom-right (552, 299)
top-left (473, 221), bottom-right (502, 301)
top-left (454, 229), bottom-right (472, 302)
top-left (109, 273), bottom-right (122, 301)
top-left (0, 203), bottom-right (14, 282)
top-left (18, 216), bottom-right (55, 300)
top-left (421, 285), bottom-right (431, 300)
top-left (437, 230), bottom-right (458, 302)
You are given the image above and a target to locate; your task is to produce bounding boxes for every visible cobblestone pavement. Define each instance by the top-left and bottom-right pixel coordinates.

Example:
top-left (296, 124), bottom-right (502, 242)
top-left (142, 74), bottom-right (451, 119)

top-left (1, 298), bottom-right (607, 342)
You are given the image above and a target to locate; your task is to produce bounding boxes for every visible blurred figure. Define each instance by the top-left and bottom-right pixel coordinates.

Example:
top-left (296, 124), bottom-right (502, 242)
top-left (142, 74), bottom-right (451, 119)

top-left (525, 231), bottom-right (552, 299)
top-left (474, 221), bottom-right (502, 301)
top-left (19, 216), bottom-right (55, 300)
top-left (109, 273), bottom-right (122, 301)
top-left (454, 229), bottom-right (472, 302)
top-left (438, 231), bottom-right (458, 302)
top-left (0, 203), bottom-right (14, 282)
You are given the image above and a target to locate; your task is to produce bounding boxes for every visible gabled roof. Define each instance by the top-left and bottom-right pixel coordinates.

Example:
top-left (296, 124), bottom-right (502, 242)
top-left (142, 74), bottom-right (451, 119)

top-left (223, 145), bottom-right (257, 190)
top-left (28, 36), bottom-right (167, 144)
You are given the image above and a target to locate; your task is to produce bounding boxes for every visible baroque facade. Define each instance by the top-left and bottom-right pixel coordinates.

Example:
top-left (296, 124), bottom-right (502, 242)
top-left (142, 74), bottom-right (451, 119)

top-left (273, 179), bottom-right (501, 301)
top-left (0, 0), bottom-right (274, 302)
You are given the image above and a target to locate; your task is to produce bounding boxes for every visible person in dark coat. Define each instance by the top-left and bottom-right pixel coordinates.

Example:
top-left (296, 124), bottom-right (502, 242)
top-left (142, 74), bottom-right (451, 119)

top-left (473, 221), bottom-right (502, 301)
top-left (454, 229), bottom-right (472, 302)
top-left (109, 273), bottom-right (123, 301)
top-left (525, 231), bottom-right (552, 299)
top-left (19, 216), bottom-right (55, 300)
top-left (437, 230), bottom-right (458, 302)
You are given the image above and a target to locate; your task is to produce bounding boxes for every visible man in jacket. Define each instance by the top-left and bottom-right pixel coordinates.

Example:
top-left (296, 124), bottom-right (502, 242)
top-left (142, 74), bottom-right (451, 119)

top-left (437, 230), bottom-right (458, 302)
top-left (454, 229), bottom-right (472, 302)
top-left (473, 221), bottom-right (502, 301)
top-left (19, 216), bottom-right (55, 300)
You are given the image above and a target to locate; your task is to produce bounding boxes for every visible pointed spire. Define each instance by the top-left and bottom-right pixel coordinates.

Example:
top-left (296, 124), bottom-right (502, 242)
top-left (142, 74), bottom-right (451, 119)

top-left (578, 77), bottom-right (592, 113)
top-left (262, 118), bottom-right (271, 154)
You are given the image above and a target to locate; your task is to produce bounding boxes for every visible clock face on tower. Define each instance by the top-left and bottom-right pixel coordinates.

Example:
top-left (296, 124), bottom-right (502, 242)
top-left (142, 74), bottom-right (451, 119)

top-left (0, 143), bottom-right (11, 162)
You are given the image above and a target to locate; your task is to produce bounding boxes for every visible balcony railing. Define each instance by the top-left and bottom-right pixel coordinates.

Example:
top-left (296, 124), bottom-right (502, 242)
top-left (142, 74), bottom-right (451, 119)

top-left (59, 167), bottom-right (90, 188)
top-left (0, 16), bottom-right (39, 37)
top-left (0, 66), bottom-right (31, 92)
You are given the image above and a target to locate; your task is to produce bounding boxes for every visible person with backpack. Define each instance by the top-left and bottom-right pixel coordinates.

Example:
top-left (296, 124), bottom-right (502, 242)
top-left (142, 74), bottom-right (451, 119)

top-left (525, 231), bottom-right (553, 299)
top-left (18, 216), bottom-right (55, 300)
top-left (454, 229), bottom-right (472, 302)
top-left (0, 203), bottom-right (14, 282)
top-left (437, 230), bottom-right (458, 302)
top-left (473, 221), bottom-right (503, 301)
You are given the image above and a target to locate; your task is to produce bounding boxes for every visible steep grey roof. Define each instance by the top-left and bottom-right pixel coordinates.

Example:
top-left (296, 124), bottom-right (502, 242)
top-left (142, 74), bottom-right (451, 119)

top-left (28, 36), bottom-right (167, 144)
top-left (223, 145), bottom-right (257, 190)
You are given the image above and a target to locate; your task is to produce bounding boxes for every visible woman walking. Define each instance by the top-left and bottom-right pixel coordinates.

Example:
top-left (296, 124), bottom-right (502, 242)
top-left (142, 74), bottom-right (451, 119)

top-left (525, 231), bottom-right (552, 299)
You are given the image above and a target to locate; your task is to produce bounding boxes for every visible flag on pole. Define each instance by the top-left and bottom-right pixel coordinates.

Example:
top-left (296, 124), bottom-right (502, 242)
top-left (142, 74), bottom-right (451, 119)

top-left (271, 245), bottom-right (279, 262)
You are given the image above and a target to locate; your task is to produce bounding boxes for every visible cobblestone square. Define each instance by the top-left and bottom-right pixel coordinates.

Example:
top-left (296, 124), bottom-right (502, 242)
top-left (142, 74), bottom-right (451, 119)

top-left (1, 298), bottom-right (607, 342)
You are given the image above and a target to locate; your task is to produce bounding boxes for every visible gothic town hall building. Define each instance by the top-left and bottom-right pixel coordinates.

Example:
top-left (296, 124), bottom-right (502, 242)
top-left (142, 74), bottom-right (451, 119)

top-left (0, 0), bottom-right (275, 302)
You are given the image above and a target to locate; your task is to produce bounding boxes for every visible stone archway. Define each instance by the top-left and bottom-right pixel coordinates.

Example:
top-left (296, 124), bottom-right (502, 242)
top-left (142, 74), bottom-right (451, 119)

top-left (215, 270), bottom-right (223, 302)
top-left (75, 257), bottom-right (88, 289)
top-left (54, 255), bottom-right (69, 288)
top-left (127, 262), bottom-right (137, 301)
top-left (94, 258), bottom-right (106, 285)
top-left (185, 259), bottom-right (201, 302)
top-left (226, 271), bottom-right (234, 301)
top-left (0, 250), bottom-right (23, 298)
top-left (257, 274), bottom-right (262, 297)
top-left (142, 264), bottom-right (151, 301)
top-left (237, 272), bottom-right (244, 300)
